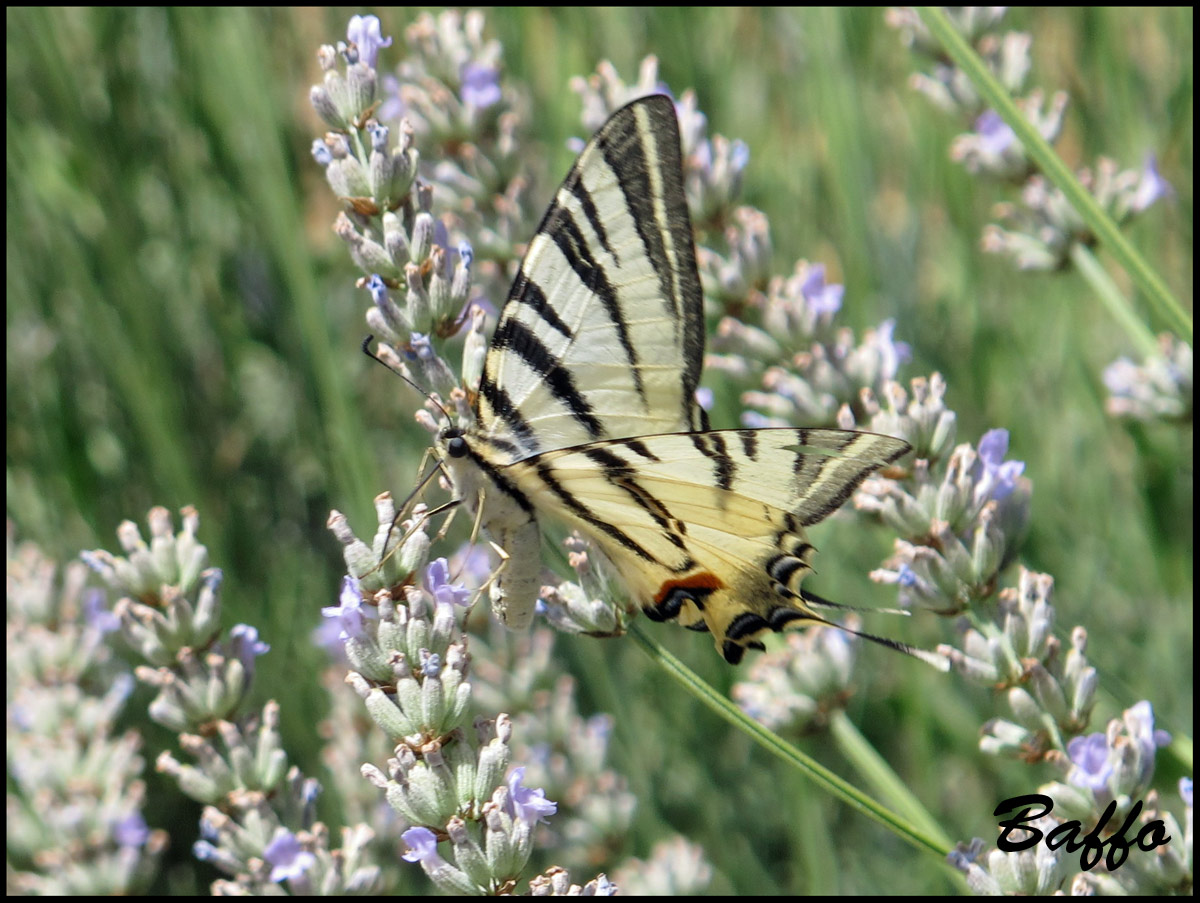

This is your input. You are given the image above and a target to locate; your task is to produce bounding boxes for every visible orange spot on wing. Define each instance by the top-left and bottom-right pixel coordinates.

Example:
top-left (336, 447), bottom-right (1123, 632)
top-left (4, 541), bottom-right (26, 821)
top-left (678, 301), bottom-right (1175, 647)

top-left (653, 572), bottom-right (725, 605)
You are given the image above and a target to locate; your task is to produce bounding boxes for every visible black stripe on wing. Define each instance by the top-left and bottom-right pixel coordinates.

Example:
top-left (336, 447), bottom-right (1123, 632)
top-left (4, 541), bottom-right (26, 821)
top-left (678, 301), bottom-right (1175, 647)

top-left (508, 273), bottom-right (574, 340)
top-left (463, 446), bottom-right (536, 517)
top-left (689, 431), bottom-right (735, 492)
top-left (712, 433), bottom-right (736, 490)
top-left (530, 458), bottom-right (660, 565)
top-left (766, 546), bottom-right (813, 587)
top-left (791, 430), bottom-right (908, 527)
top-left (622, 438), bottom-right (662, 462)
top-left (564, 174), bottom-right (618, 264)
top-left (477, 375), bottom-right (539, 456)
top-left (737, 429), bottom-right (759, 461)
top-left (489, 317), bottom-right (605, 441)
top-left (541, 202), bottom-right (647, 404)
top-left (596, 98), bottom-right (706, 431)
top-left (581, 446), bottom-right (692, 554)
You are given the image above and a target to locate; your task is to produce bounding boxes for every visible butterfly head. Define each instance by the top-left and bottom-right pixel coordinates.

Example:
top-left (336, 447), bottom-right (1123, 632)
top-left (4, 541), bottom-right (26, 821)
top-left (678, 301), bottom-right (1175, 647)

top-left (440, 426), bottom-right (469, 459)
top-left (434, 424), bottom-right (484, 506)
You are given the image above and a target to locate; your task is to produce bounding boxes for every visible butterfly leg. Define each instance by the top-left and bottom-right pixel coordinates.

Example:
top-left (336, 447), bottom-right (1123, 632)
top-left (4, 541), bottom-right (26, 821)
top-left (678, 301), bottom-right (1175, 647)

top-left (350, 498), bottom-right (427, 583)
top-left (453, 491), bottom-right (541, 631)
top-left (464, 539), bottom-right (509, 612)
top-left (360, 448), bottom-right (456, 581)
top-left (457, 490), bottom-right (500, 617)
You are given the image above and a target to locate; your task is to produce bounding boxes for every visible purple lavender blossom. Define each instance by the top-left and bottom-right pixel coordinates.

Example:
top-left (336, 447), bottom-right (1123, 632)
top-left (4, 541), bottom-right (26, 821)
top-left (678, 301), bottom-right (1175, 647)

top-left (740, 410), bottom-right (778, 429)
top-left (506, 767), bottom-right (557, 825)
top-left (947, 837), bottom-right (985, 871)
top-left (192, 839), bottom-right (220, 862)
top-left (321, 576), bottom-right (372, 641)
top-left (83, 587), bottom-right (121, 634)
top-left (410, 332), bottom-right (434, 360)
top-left (972, 429), bottom-right (1025, 505)
top-left (419, 650), bottom-right (442, 678)
top-left (112, 812), bottom-right (150, 848)
top-left (367, 120), bottom-right (389, 152)
top-left (730, 138), bottom-right (751, 173)
top-left (450, 541), bottom-right (493, 586)
top-left (401, 826), bottom-right (445, 865)
top-left (229, 623), bottom-right (270, 677)
top-left (426, 557), bottom-right (471, 608)
top-left (377, 74), bottom-right (403, 123)
top-left (264, 831), bottom-right (317, 882)
top-left (975, 109), bottom-right (1017, 156)
top-left (870, 319), bottom-right (910, 381)
top-left (310, 138), bottom-right (333, 167)
top-left (346, 15), bottom-right (393, 70)
top-left (365, 273), bottom-right (391, 312)
top-left (1132, 154), bottom-right (1172, 212)
top-left (1125, 700), bottom-right (1171, 783)
top-left (800, 263), bottom-right (843, 316)
top-left (460, 62), bottom-right (502, 109)
top-left (311, 615), bottom-right (347, 658)
top-left (1066, 732), bottom-right (1113, 791)
top-left (585, 714), bottom-right (614, 747)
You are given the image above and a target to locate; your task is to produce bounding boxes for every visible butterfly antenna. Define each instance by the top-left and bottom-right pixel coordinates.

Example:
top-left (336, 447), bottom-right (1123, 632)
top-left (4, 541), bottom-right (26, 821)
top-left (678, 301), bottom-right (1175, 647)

top-left (361, 335), bottom-right (455, 428)
top-left (360, 336), bottom-right (464, 565)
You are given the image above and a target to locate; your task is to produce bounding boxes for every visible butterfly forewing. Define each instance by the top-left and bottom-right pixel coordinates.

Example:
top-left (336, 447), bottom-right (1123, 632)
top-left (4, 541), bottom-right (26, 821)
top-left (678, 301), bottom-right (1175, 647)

top-left (475, 97), bottom-right (704, 463)
top-left (438, 95), bottom-right (910, 659)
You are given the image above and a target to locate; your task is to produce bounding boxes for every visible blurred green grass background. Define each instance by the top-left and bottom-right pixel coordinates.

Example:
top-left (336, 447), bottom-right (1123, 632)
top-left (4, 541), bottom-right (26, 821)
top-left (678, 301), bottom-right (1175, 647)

top-left (6, 7), bottom-right (1192, 895)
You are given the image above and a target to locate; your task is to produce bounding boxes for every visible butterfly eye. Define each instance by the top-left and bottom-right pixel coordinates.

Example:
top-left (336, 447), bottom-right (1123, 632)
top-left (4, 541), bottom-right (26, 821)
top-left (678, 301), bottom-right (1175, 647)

top-left (446, 435), bottom-right (468, 458)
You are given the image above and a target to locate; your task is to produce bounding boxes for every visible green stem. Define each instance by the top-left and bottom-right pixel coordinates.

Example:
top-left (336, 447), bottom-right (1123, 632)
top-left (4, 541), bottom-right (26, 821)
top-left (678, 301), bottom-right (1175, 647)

top-left (1070, 244), bottom-right (1160, 358)
top-left (917, 7), bottom-right (1191, 344)
top-left (628, 622), bottom-right (954, 863)
top-left (829, 710), bottom-right (954, 849)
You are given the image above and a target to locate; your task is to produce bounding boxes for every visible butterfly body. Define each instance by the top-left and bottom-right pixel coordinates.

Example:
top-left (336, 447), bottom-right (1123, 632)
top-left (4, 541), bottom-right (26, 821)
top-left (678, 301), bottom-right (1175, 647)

top-left (438, 96), bottom-right (909, 663)
top-left (438, 425), bottom-right (543, 629)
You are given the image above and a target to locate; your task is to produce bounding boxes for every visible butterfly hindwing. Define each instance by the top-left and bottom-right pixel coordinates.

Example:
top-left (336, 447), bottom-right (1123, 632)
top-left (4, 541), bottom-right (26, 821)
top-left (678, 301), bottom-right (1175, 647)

top-left (505, 428), bottom-right (910, 662)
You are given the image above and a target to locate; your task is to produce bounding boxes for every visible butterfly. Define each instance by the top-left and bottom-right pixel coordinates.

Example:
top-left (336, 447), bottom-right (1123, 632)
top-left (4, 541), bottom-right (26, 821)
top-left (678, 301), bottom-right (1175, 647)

top-left (435, 95), bottom-right (910, 664)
